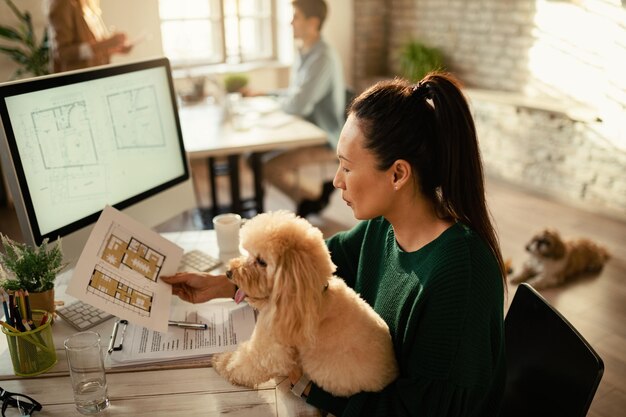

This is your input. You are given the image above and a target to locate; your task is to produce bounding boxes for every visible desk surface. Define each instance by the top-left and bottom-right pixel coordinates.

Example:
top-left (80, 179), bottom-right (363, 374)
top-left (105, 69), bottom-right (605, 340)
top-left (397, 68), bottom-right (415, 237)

top-left (0, 230), bottom-right (321, 416)
top-left (179, 99), bottom-right (328, 158)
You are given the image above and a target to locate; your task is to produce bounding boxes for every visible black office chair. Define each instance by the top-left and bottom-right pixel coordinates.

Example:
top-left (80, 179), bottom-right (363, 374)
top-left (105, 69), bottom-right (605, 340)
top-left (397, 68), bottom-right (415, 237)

top-left (502, 283), bottom-right (604, 417)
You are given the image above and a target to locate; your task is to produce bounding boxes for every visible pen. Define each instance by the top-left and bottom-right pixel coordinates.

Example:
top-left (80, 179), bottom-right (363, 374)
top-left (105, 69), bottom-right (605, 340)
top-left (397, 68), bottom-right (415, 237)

top-left (1, 293), bottom-right (11, 327)
top-left (168, 320), bottom-right (207, 330)
top-left (18, 290), bottom-right (27, 321)
top-left (7, 293), bottom-right (15, 327)
top-left (12, 301), bottom-right (25, 332)
top-left (39, 312), bottom-right (49, 327)
top-left (22, 319), bottom-right (32, 331)
top-left (0, 320), bottom-right (20, 333)
top-left (24, 290), bottom-right (33, 322)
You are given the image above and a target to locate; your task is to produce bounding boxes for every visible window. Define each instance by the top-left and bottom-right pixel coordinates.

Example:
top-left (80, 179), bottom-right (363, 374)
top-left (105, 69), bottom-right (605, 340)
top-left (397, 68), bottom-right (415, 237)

top-left (158, 0), bottom-right (278, 67)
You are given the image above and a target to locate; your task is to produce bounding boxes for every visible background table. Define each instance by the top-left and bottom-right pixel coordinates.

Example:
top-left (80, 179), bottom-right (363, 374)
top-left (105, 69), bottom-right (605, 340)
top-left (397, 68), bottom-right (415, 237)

top-left (0, 230), bottom-right (322, 416)
top-left (179, 99), bottom-right (327, 223)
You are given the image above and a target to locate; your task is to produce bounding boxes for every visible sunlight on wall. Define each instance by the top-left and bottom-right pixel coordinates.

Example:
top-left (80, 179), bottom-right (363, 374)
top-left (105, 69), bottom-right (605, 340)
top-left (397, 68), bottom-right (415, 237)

top-left (527, 0), bottom-right (626, 145)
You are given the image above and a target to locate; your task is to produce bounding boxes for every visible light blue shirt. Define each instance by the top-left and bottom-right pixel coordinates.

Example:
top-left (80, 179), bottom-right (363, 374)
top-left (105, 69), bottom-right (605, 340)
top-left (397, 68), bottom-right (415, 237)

top-left (281, 39), bottom-right (345, 148)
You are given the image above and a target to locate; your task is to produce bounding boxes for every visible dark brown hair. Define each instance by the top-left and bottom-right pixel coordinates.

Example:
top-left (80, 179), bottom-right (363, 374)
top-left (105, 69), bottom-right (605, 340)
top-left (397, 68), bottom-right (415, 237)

top-left (349, 73), bottom-right (507, 283)
top-left (292, 0), bottom-right (328, 30)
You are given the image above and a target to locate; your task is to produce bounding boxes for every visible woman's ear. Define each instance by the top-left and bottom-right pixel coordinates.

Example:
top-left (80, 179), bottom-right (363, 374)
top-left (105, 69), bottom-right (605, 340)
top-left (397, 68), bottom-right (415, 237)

top-left (391, 159), bottom-right (412, 190)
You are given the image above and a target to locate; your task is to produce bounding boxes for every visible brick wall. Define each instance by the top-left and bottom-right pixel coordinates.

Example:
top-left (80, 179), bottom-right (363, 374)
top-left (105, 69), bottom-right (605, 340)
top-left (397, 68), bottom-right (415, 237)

top-left (388, 0), bottom-right (535, 91)
top-left (353, 0), bottom-right (391, 92)
top-left (470, 92), bottom-right (626, 219)
top-left (353, 0), bottom-right (626, 219)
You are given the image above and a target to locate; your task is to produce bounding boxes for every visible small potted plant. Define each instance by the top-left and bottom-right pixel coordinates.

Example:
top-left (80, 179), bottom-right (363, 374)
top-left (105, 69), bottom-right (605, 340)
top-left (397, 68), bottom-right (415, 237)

top-left (223, 73), bottom-right (249, 94)
top-left (0, 234), bottom-right (66, 313)
top-left (399, 40), bottom-right (445, 82)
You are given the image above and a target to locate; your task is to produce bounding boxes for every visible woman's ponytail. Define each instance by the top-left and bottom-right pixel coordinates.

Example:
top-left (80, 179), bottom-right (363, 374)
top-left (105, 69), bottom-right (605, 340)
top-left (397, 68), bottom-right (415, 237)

top-left (422, 73), bottom-right (506, 281)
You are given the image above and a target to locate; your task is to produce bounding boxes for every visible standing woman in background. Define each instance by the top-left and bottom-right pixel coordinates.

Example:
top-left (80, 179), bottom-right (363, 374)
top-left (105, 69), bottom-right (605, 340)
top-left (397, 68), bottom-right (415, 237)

top-left (47, 0), bottom-right (131, 72)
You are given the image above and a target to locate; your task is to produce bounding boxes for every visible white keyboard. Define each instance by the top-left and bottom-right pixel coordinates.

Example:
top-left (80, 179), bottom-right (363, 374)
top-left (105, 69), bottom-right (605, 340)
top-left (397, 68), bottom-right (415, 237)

top-left (56, 300), bottom-right (114, 331)
top-left (178, 250), bottom-right (222, 272)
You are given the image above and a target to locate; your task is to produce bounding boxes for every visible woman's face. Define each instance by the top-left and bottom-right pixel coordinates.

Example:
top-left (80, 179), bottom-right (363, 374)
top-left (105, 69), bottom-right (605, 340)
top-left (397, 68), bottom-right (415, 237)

top-left (333, 115), bottom-right (395, 220)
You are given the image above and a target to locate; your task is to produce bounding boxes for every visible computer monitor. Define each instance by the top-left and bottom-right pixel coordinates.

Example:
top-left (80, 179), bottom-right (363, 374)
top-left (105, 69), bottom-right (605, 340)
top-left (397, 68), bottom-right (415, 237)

top-left (0, 58), bottom-right (196, 265)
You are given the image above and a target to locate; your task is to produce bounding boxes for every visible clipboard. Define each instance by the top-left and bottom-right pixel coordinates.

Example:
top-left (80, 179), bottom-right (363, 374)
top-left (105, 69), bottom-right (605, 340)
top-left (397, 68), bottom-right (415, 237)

top-left (107, 319), bottom-right (128, 354)
top-left (104, 301), bottom-right (256, 368)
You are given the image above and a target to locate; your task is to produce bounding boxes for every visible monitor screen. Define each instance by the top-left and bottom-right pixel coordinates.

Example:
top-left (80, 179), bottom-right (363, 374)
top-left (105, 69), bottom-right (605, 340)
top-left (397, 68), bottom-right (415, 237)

top-left (0, 58), bottom-right (196, 264)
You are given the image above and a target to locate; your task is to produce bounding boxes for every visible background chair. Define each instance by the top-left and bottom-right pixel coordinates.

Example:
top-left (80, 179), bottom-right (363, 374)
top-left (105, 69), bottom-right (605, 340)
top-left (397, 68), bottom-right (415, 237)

top-left (502, 283), bottom-right (604, 417)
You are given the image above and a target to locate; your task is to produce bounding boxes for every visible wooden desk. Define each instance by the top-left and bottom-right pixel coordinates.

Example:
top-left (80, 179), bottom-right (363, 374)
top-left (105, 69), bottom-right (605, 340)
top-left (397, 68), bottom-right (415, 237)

top-left (0, 230), bottom-right (322, 416)
top-left (179, 99), bottom-right (327, 222)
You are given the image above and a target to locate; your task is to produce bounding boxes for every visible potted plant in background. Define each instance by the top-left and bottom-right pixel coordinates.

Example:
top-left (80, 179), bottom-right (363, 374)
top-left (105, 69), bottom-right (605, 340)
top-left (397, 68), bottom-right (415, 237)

top-left (0, 234), bottom-right (66, 314)
top-left (222, 73), bottom-right (250, 123)
top-left (399, 40), bottom-right (445, 82)
top-left (0, 0), bottom-right (50, 80)
top-left (223, 73), bottom-right (249, 94)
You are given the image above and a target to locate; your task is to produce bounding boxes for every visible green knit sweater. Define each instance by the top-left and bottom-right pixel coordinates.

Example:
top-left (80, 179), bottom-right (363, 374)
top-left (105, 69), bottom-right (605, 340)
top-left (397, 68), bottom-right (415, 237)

top-left (306, 218), bottom-right (505, 416)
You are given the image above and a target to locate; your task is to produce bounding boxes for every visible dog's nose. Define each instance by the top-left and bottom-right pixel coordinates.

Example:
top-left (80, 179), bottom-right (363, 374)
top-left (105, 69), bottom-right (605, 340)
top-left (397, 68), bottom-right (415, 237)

top-left (226, 269), bottom-right (233, 279)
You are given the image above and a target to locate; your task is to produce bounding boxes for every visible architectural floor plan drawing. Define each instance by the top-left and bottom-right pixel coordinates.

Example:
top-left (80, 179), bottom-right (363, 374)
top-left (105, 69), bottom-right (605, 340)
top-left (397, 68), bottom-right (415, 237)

top-left (32, 100), bottom-right (98, 168)
top-left (107, 86), bottom-right (165, 149)
top-left (26, 98), bottom-right (107, 207)
top-left (67, 206), bottom-right (183, 332)
top-left (102, 234), bottom-right (165, 282)
top-left (88, 267), bottom-right (153, 314)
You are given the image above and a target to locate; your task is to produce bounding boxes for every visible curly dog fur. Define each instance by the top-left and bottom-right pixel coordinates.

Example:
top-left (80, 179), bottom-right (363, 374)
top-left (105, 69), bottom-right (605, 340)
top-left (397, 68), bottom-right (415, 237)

top-left (211, 211), bottom-right (399, 396)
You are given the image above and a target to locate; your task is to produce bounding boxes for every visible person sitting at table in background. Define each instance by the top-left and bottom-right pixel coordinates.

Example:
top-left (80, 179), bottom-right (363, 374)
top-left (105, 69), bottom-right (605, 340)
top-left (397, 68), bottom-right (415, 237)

top-left (163, 71), bottom-right (507, 416)
top-left (47, 0), bottom-right (132, 73)
top-left (245, 0), bottom-right (346, 218)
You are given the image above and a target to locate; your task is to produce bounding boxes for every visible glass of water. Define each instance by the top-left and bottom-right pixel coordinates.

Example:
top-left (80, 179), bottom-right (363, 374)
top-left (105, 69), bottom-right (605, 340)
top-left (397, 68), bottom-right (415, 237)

top-left (64, 331), bottom-right (110, 415)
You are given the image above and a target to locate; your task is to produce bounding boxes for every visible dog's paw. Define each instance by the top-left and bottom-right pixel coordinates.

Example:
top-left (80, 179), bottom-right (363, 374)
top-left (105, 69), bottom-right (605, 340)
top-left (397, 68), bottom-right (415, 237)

top-left (526, 275), bottom-right (558, 290)
top-left (212, 351), bottom-right (234, 377)
top-left (509, 274), bottom-right (525, 284)
top-left (212, 351), bottom-right (259, 389)
top-left (509, 268), bottom-right (536, 284)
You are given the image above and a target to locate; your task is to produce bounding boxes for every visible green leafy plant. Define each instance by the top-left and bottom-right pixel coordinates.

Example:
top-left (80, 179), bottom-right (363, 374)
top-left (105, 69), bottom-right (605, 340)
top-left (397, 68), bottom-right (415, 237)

top-left (0, 234), bottom-right (66, 293)
top-left (224, 73), bottom-right (249, 93)
top-left (399, 40), bottom-right (444, 82)
top-left (0, 0), bottom-right (50, 80)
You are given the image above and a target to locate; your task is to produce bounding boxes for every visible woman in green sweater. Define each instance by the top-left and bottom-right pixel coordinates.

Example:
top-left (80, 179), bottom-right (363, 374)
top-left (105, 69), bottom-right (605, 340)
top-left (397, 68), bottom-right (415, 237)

top-left (164, 72), bottom-right (507, 416)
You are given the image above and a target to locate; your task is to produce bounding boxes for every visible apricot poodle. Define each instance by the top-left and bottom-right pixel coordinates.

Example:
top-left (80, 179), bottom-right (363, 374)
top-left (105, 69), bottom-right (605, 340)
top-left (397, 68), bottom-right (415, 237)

top-left (211, 211), bottom-right (398, 396)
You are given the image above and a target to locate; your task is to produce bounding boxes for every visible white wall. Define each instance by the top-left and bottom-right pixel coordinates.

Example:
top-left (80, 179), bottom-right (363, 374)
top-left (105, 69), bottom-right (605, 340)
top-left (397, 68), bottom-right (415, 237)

top-left (324, 0), bottom-right (354, 87)
top-left (99, 0), bottom-right (164, 65)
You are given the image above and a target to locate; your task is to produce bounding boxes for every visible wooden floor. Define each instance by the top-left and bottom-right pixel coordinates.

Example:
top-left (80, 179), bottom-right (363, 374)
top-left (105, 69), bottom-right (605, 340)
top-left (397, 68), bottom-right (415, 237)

top-left (1, 161), bottom-right (624, 416)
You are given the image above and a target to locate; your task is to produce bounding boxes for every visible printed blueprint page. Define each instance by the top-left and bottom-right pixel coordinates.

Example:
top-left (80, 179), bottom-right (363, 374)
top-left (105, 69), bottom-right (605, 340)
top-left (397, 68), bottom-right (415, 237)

top-left (67, 205), bottom-right (183, 332)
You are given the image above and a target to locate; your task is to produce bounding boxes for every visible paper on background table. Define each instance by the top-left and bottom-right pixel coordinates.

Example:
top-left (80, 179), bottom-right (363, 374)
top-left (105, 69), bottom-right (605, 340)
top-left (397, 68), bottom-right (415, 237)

top-left (66, 205), bottom-right (183, 333)
top-left (106, 300), bottom-right (256, 367)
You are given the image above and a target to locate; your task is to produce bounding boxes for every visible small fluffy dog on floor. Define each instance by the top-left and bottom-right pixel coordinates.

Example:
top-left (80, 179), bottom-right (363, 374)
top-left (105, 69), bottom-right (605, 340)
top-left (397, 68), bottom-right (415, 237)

top-left (211, 211), bottom-right (399, 396)
top-left (510, 228), bottom-right (610, 289)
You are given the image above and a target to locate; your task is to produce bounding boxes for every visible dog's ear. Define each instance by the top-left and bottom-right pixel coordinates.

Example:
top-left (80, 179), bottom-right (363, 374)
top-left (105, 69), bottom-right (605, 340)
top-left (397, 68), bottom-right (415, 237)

top-left (269, 247), bottom-right (324, 346)
top-left (547, 230), bottom-right (566, 258)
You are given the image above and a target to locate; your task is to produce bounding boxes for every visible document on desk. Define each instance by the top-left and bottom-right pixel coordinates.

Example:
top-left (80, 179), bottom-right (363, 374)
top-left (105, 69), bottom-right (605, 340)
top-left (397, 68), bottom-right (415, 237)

top-left (107, 301), bottom-right (256, 367)
top-left (66, 205), bottom-right (183, 333)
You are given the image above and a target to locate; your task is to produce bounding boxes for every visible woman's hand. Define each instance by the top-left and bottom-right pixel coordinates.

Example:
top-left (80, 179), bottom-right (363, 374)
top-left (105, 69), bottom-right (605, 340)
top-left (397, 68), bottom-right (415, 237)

top-left (161, 272), bottom-right (236, 304)
top-left (93, 32), bottom-right (130, 55)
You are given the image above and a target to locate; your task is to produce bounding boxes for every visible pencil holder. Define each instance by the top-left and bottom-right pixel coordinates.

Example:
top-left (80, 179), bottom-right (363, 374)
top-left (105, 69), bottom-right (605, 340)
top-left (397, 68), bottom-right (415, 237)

top-left (2, 309), bottom-right (57, 376)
